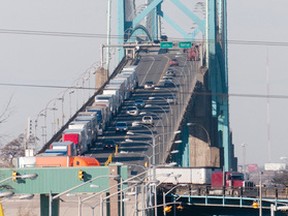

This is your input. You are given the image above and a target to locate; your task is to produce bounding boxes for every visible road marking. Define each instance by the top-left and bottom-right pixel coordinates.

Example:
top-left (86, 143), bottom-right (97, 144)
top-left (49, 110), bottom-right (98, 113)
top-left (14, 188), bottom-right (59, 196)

top-left (140, 56), bottom-right (156, 86)
top-left (157, 55), bottom-right (171, 85)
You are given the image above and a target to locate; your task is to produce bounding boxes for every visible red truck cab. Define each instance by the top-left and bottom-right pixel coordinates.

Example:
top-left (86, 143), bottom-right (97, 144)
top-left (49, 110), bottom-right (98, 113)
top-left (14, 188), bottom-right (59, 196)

top-left (211, 171), bottom-right (245, 188)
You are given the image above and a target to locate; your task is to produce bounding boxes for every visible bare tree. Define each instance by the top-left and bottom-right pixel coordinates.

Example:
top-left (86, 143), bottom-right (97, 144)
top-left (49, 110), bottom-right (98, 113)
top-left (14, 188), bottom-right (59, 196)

top-left (0, 96), bottom-right (13, 124)
top-left (272, 170), bottom-right (288, 187)
top-left (0, 134), bottom-right (25, 167)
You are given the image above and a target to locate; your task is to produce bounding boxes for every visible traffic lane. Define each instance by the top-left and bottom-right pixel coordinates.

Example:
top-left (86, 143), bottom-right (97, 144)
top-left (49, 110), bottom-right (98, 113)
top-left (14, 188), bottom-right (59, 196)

top-left (91, 93), bottom-right (177, 162)
top-left (93, 90), bottom-right (185, 162)
top-left (136, 54), bottom-right (169, 86)
top-left (89, 55), bottom-right (197, 165)
top-left (91, 76), bottom-right (184, 164)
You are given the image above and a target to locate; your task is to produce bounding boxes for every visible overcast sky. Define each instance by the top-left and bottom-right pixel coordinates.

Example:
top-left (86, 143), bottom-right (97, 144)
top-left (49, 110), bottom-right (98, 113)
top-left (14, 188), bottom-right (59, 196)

top-left (0, 0), bottom-right (287, 166)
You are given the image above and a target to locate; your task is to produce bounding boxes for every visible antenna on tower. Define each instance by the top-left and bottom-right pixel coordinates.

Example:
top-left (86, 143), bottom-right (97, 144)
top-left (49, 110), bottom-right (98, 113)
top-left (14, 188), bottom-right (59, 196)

top-left (25, 117), bottom-right (34, 156)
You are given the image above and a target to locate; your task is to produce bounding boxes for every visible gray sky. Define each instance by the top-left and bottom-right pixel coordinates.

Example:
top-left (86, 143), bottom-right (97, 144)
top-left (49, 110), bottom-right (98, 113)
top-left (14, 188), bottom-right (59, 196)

top-left (0, 0), bottom-right (287, 166)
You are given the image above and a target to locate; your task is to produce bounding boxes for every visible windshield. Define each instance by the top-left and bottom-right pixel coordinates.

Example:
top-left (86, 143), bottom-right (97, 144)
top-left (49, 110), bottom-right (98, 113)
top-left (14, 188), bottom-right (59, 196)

top-left (116, 122), bottom-right (127, 127)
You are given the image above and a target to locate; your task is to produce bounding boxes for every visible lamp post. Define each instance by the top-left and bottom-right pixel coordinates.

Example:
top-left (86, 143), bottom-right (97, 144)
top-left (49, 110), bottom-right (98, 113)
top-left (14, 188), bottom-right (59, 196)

top-left (187, 122), bottom-right (211, 166)
top-left (259, 171), bottom-right (263, 216)
top-left (187, 122), bottom-right (211, 146)
top-left (48, 175), bottom-right (119, 216)
top-left (160, 79), bottom-right (182, 114)
top-left (163, 184), bottom-right (187, 216)
top-left (68, 89), bottom-right (75, 118)
top-left (0, 172), bottom-right (38, 185)
top-left (35, 109), bottom-right (47, 147)
top-left (126, 129), bottom-right (181, 216)
top-left (145, 103), bottom-right (170, 134)
top-left (56, 96), bottom-right (65, 127)
top-left (139, 111), bottom-right (165, 162)
top-left (154, 88), bottom-right (178, 125)
top-left (125, 129), bottom-right (157, 216)
top-left (99, 181), bottom-right (142, 216)
top-left (75, 170), bottom-right (149, 216)
top-left (119, 151), bottom-right (154, 166)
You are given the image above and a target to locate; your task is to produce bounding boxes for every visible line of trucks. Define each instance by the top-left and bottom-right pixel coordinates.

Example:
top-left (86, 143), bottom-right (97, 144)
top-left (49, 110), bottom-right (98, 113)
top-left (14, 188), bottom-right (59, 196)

top-left (15, 65), bottom-right (139, 168)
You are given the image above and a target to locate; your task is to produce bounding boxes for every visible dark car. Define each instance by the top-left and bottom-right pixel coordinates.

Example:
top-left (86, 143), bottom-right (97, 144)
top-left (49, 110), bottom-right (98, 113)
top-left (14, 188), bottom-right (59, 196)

top-left (134, 99), bottom-right (145, 108)
top-left (166, 69), bottom-right (176, 77)
top-left (103, 140), bottom-right (116, 149)
top-left (115, 121), bottom-right (128, 133)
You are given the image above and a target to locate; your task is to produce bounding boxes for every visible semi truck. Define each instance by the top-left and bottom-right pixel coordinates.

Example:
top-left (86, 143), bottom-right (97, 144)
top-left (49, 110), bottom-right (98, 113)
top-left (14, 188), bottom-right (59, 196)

top-left (35, 156), bottom-right (100, 167)
top-left (87, 103), bottom-right (110, 134)
top-left (154, 167), bottom-right (256, 197)
top-left (186, 45), bottom-right (200, 61)
top-left (14, 155), bottom-right (100, 168)
top-left (95, 94), bottom-right (116, 116)
top-left (62, 128), bottom-right (89, 155)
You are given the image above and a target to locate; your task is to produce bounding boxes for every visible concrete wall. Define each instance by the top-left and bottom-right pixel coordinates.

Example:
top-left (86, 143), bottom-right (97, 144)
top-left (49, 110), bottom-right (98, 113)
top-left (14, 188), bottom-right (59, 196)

top-left (95, 67), bottom-right (109, 90)
top-left (189, 135), bottom-right (220, 168)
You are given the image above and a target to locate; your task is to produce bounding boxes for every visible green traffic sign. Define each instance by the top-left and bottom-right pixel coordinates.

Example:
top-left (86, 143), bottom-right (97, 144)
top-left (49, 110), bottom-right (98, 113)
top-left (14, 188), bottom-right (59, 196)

top-left (178, 41), bottom-right (192, 49)
top-left (160, 42), bottom-right (173, 49)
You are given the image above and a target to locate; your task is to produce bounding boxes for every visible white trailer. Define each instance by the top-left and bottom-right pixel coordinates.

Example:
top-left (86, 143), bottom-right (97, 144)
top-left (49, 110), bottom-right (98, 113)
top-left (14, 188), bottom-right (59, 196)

top-left (103, 87), bottom-right (121, 114)
top-left (105, 83), bottom-right (125, 104)
top-left (69, 120), bottom-right (95, 146)
top-left (153, 167), bottom-right (213, 185)
top-left (95, 94), bottom-right (116, 116)
top-left (86, 104), bottom-right (109, 135)
top-left (110, 77), bottom-right (130, 99)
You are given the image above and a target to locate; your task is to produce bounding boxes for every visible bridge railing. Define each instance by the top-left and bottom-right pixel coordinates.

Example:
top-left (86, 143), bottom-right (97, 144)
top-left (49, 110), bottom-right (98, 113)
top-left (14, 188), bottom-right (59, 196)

top-left (160, 183), bottom-right (288, 199)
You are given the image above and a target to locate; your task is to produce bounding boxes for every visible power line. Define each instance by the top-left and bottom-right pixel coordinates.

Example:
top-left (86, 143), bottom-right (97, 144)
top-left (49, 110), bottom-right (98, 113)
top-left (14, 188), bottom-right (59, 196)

top-left (1, 28), bottom-right (288, 47)
top-left (1, 82), bottom-right (288, 99)
top-left (0, 82), bottom-right (94, 90)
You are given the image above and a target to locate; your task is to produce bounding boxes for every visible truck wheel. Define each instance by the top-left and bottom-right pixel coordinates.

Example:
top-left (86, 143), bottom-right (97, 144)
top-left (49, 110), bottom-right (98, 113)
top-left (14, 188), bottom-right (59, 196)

top-left (232, 190), bottom-right (240, 197)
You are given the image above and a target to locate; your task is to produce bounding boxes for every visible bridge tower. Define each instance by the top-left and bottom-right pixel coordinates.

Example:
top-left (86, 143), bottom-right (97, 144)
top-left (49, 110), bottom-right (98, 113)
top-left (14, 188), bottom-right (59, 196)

top-left (206, 0), bottom-right (234, 171)
top-left (118, 0), bottom-right (234, 171)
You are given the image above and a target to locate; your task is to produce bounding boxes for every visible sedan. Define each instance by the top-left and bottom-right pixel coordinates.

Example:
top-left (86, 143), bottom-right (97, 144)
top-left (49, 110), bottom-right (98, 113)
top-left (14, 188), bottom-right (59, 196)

top-left (103, 140), bottom-right (116, 149)
top-left (166, 69), bottom-right (176, 77)
top-left (144, 81), bottom-right (155, 89)
top-left (169, 59), bottom-right (179, 67)
top-left (126, 106), bottom-right (139, 116)
top-left (134, 99), bottom-right (145, 108)
top-left (115, 121), bottom-right (128, 133)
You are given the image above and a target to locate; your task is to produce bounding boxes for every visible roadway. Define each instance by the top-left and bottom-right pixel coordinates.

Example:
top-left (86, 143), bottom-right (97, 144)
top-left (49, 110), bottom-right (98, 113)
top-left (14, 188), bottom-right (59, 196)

top-left (88, 47), bottom-right (199, 175)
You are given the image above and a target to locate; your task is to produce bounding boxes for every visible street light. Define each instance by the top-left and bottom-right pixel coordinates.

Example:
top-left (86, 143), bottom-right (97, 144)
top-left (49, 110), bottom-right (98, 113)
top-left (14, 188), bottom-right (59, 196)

top-left (0, 172), bottom-right (38, 185)
top-left (162, 184), bottom-right (188, 216)
top-left (68, 89), bottom-right (75, 118)
top-left (48, 174), bottom-right (119, 216)
top-left (138, 111), bottom-right (165, 162)
top-left (145, 104), bottom-right (169, 127)
top-left (187, 122), bottom-right (211, 146)
top-left (78, 170), bottom-right (149, 216)
top-left (119, 151), bottom-right (155, 167)
top-left (0, 191), bottom-right (14, 198)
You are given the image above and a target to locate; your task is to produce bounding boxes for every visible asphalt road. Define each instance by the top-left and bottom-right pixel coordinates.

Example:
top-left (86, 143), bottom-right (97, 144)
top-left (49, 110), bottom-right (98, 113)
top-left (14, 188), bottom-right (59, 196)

top-left (87, 48), bottom-right (199, 175)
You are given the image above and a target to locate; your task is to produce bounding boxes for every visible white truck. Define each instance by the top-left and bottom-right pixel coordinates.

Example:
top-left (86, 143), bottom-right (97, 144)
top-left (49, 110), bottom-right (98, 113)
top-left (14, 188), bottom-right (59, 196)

top-left (110, 77), bottom-right (130, 100)
top-left (86, 104), bottom-right (109, 135)
top-left (103, 86), bottom-right (122, 114)
top-left (95, 94), bottom-right (116, 117)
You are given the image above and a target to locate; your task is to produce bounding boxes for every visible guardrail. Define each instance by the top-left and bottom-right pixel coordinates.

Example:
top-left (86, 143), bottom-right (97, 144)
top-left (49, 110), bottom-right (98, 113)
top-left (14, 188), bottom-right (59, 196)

top-left (38, 57), bottom-right (129, 154)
